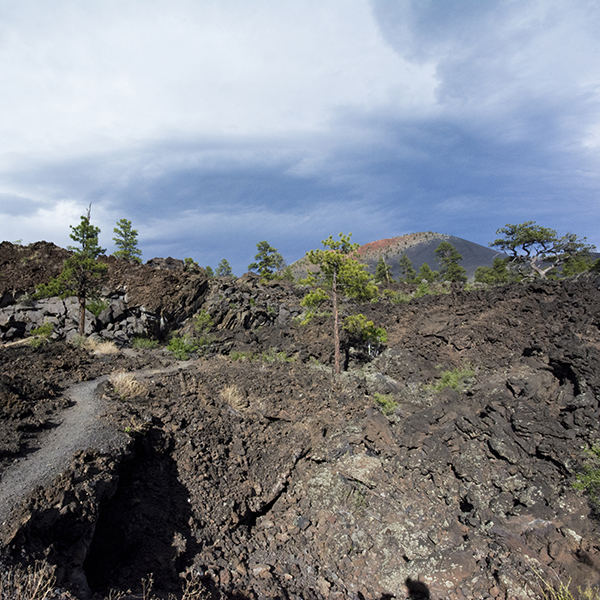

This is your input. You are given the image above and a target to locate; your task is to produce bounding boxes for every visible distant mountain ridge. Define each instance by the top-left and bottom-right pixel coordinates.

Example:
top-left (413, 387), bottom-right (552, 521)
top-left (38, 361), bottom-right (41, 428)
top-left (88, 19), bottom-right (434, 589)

top-left (291, 232), bottom-right (505, 280)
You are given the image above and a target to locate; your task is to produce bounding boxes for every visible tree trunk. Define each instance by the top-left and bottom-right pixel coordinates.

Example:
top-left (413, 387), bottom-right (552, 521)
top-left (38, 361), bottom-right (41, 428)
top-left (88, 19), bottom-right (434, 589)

top-left (333, 268), bottom-right (340, 375)
top-left (78, 294), bottom-right (86, 336)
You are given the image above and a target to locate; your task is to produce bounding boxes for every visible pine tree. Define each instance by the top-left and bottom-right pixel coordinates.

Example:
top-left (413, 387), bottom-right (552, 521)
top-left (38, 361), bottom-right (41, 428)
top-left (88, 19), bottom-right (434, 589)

top-left (112, 218), bottom-right (142, 263)
top-left (474, 257), bottom-right (513, 284)
top-left (490, 221), bottom-right (595, 279)
top-left (248, 241), bottom-right (285, 280)
top-left (417, 262), bottom-right (438, 283)
top-left (434, 241), bottom-right (467, 283)
top-left (216, 259), bottom-right (234, 277)
top-left (374, 257), bottom-right (393, 285)
top-left (398, 255), bottom-right (417, 283)
top-left (301, 233), bottom-right (378, 374)
top-left (559, 254), bottom-right (593, 277)
top-left (35, 206), bottom-right (107, 335)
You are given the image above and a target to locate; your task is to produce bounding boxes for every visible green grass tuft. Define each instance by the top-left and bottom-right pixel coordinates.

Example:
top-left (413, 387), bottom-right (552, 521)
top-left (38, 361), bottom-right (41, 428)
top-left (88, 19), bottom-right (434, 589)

top-left (428, 365), bottom-right (475, 392)
top-left (132, 336), bottom-right (160, 350)
top-left (167, 335), bottom-right (200, 360)
top-left (87, 299), bottom-right (109, 317)
top-left (29, 321), bottom-right (54, 348)
top-left (374, 392), bottom-right (399, 415)
top-left (573, 444), bottom-right (600, 514)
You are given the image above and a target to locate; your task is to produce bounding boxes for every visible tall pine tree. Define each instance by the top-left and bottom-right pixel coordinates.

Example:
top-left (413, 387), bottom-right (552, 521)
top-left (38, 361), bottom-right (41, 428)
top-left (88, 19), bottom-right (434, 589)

top-left (113, 218), bottom-right (142, 263)
top-left (434, 242), bottom-right (467, 283)
top-left (301, 233), bottom-right (378, 374)
top-left (35, 206), bottom-right (108, 335)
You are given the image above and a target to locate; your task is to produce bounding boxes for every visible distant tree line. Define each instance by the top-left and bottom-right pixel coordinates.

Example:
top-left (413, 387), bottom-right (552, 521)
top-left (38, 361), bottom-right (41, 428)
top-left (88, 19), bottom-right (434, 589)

top-left (31, 211), bottom-right (599, 340)
top-left (377, 239), bottom-right (468, 285)
top-left (377, 222), bottom-right (598, 285)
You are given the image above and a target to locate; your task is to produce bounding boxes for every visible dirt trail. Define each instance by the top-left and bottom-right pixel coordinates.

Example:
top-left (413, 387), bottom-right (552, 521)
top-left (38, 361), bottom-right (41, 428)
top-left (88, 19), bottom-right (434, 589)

top-left (0, 377), bottom-right (125, 528)
top-left (0, 361), bottom-right (192, 530)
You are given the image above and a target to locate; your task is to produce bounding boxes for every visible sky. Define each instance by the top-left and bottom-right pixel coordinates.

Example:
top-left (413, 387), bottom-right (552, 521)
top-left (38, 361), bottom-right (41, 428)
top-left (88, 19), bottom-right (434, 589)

top-left (1, 0), bottom-right (599, 275)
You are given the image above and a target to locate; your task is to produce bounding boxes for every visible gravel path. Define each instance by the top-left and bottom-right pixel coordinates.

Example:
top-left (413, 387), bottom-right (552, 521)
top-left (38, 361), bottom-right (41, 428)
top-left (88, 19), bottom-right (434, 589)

top-left (0, 361), bottom-right (193, 530)
top-left (0, 376), bottom-right (129, 529)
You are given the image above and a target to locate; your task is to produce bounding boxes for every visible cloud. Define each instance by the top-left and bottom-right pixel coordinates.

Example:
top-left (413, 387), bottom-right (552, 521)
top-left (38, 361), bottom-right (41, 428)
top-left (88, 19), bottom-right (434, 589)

top-left (0, 198), bottom-right (87, 247)
top-left (0, 193), bottom-right (42, 217)
top-left (0, 0), bottom-right (435, 159)
top-left (372, 1), bottom-right (600, 123)
top-left (0, 0), bottom-right (599, 270)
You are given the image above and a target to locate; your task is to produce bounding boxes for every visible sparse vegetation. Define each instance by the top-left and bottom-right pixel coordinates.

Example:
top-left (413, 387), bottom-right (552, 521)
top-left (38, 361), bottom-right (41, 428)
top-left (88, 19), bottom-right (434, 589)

top-left (414, 281), bottom-right (433, 298)
top-left (533, 569), bottom-right (600, 600)
top-left (167, 310), bottom-right (215, 359)
top-left (374, 392), bottom-right (399, 416)
top-left (343, 313), bottom-right (387, 356)
top-left (193, 309), bottom-right (213, 333)
top-left (390, 291), bottom-right (412, 304)
top-left (109, 371), bottom-right (146, 400)
top-left (230, 350), bottom-right (256, 362)
top-left (0, 560), bottom-right (66, 600)
top-left (428, 365), bottom-right (475, 392)
top-left (230, 348), bottom-right (294, 363)
top-left (90, 340), bottom-right (120, 355)
top-left (86, 299), bottom-right (109, 317)
top-left (131, 336), bottom-right (160, 350)
top-left (573, 444), bottom-right (600, 514)
top-left (193, 309), bottom-right (214, 350)
top-left (184, 257), bottom-right (200, 271)
top-left (69, 334), bottom-right (88, 348)
top-left (167, 335), bottom-right (200, 360)
top-left (69, 335), bottom-right (119, 354)
top-left (29, 322), bottom-right (54, 348)
top-left (281, 265), bottom-right (295, 282)
top-left (4, 230), bottom-right (600, 600)
top-left (261, 347), bottom-right (294, 363)
top-left (220, 384), bottom-right (247, 410)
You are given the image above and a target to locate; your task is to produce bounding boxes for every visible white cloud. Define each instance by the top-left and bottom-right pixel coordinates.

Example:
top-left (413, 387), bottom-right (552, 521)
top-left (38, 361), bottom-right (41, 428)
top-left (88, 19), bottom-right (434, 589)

top-left (0, 0), bottom-right (436, 161)
top-left (0, 199), bottom-right (87, 246)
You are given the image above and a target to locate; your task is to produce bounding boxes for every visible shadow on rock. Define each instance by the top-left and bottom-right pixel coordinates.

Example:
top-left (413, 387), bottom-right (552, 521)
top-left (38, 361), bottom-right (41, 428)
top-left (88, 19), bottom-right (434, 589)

top-left (83, 428), bottom-right (200, 597)
top-left (406, 578), bottom-right (430, 600)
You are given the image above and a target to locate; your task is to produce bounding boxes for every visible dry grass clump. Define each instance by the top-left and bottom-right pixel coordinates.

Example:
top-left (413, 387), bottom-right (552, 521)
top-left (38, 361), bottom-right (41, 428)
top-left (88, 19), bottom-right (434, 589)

top-left (220, 384), bottom-right (248, 410)
top-left (533, 569), bottom-right (600, 600)
top-left (91, 341), bottom-right (120, 355)
top-left (540, 581), bottom-right (600, 600)
top-left (109, 371), bottom-right (146, 400)
top-left (0, 560), bottom-right (74, 600)
top-left (108, 571), bottom-right (210, 600)
top-left (0, 560), bottom-right (211, 600)
top-left (70, 335), bottom-right (119, 355)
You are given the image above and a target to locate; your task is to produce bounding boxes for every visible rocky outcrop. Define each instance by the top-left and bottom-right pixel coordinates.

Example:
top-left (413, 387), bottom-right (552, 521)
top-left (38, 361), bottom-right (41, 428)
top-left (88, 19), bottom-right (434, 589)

top-left (0, 272), bottom-right (306, 344)
top-left (197, 273), bottom-right (303, 331)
